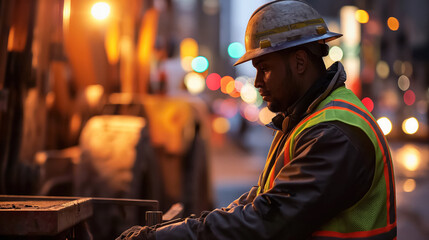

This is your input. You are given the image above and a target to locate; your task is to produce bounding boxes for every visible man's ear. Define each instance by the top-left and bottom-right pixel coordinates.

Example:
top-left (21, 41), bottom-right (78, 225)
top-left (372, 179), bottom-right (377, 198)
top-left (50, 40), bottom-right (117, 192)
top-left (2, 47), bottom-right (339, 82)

top-left (294, 50), bottom-right (308, 74)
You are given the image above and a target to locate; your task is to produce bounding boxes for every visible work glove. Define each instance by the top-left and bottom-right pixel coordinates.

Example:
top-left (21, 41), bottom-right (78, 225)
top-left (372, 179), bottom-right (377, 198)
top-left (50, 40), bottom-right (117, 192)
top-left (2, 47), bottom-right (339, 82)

top-left (115, 225), bottom-right (154, 240)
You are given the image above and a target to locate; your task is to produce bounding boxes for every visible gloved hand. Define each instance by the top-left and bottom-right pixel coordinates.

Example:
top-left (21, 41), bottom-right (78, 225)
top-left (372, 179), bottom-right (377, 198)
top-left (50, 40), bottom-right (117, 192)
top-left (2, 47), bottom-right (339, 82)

top-left (115, 225), bottom-right (153, 240)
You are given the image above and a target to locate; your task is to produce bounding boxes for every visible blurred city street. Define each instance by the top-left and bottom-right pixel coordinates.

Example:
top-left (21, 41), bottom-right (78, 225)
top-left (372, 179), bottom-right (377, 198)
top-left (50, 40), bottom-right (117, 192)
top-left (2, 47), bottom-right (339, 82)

top-left (210, 126), bottom-right (429, 240)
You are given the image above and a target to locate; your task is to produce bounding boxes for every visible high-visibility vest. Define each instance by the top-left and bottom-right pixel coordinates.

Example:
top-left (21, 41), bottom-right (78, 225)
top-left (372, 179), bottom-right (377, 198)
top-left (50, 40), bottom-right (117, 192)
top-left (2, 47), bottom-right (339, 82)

top-left (258, 87), bottom-right (397, 239)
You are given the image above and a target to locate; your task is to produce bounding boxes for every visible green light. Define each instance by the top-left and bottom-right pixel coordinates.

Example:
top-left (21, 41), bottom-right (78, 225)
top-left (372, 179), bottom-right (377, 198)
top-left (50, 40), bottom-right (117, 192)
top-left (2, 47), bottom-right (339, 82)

top-left (192, 56), bottom-right (209, 73)
top-left (228, 42), bottom-right (245, 59)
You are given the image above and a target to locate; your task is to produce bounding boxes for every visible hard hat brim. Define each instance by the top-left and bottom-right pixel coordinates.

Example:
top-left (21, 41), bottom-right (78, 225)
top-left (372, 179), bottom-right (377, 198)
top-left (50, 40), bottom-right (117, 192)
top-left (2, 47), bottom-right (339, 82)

top-left (233, 31), bottom-right (342, 66)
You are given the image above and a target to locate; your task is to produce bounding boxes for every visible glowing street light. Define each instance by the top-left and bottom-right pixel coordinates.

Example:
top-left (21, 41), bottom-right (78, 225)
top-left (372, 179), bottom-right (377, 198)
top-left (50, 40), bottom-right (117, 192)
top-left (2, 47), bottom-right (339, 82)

top-left (91, 2), bottom-right (111, 20)
top-left (240, 83), bottom-right (258, 104)
top-left (184, 72), bottom-right (205, 94)
top-left (397, 145), bottom-right (421, 171)
top-left (377, 117), bottom-right (392, 135)
top-left (402, 117), bottom-right (419, 135)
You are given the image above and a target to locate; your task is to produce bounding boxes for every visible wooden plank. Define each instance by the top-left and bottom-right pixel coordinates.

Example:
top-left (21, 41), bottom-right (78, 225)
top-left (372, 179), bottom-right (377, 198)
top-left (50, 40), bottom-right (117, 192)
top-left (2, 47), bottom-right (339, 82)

top-left (0, 196), bottom-right (92, 236)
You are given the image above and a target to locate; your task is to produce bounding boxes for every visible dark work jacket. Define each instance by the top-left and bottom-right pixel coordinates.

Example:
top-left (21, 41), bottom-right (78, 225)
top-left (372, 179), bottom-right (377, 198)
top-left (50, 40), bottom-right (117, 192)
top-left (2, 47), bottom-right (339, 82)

top-left (150, 62), bottom-right (376, 240)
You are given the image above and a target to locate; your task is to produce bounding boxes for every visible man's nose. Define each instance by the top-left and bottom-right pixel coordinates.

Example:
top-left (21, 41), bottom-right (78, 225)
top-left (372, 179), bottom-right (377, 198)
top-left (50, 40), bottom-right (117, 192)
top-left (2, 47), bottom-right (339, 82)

top-left (254, 72), bottom-right (263, 88)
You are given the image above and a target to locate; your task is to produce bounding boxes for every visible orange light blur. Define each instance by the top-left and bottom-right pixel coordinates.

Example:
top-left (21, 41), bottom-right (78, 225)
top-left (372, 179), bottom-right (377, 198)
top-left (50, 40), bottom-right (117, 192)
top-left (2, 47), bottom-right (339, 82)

top-left (221, 76), bottom-right (234, 94)
top-left (45, 92), bottom-right (55, 109)
top-left (63, 0), bottom-right (71, 22)
top-left (70, 113), bottom-right (82, 136)
top-left (180, 38), bottom-right (198, 59)
top-left (137, 8), bottom-right (159, 93)
top-left (91, 2), bottom-right (111, 20)
top-left (212, 117), bottom-right (230, 134)
top-left (7, 27), bottom-right (15, 51)
top-left (226, 81), bottom-right (240, 98)
top-left (403, 179), bottom-right (416, 192)
top-left (85, 84), bottom-right (104, 107)
top-left (387, 17), bottom-right (399, 31)
top-left (105, 21), bottom-right (120, 64)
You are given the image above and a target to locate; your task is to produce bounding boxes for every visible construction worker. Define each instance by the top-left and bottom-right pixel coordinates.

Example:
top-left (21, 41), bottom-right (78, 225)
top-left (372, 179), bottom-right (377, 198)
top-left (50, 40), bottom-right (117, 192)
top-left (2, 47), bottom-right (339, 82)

top-left (117, 0), bottom-right (397, 239)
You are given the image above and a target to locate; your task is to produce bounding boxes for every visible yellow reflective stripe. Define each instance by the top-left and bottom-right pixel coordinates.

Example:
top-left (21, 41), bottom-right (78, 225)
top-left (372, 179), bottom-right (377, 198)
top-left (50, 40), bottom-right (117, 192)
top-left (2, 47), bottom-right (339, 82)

top-left (254, 18), bottom-right (325, 39)
top-left (257, 132), bottom-right (284, 195)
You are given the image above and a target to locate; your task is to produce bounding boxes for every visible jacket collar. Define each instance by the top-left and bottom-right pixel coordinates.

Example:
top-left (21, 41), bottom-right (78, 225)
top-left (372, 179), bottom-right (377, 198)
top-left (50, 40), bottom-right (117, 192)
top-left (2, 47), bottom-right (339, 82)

top-left (266, 61), bottom-right (347, 133)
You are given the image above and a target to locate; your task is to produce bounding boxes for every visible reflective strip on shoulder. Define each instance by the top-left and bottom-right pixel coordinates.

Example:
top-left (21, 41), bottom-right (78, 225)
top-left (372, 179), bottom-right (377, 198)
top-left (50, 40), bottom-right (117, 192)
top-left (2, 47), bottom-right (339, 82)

top-left (285, 98), bottom-right (395, 227)
top-left (325, 100), bottom-right (396, 225)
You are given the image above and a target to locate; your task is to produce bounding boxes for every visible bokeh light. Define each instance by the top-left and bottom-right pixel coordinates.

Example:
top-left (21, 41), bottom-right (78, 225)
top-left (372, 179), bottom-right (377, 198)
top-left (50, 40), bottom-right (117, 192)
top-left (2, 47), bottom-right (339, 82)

top-left (45, 92), bottom-right (55, 109)
top-left (235, 76), bottom-right (248, 85)
top-left (393, 60), bottom-right (403, 75)
top-left (212, 117), bottom-right (230, 134)
top-left (397, 145), bottom-right (420, 171)
top-left (221, 76), bottom-right (234, 94)
top-left (402, 117), bottom-right (419, 135)
top-left (377, 117), bottom-right (392, 135)
top-left (254, 93), bottom-right (264, 107)
top-left (203, 0), bottom-right (220, 16)
top-left (355, 9), bottom-right (369, 24)
top-left (398, 75), bottom-right (410, 91)
top-left (387, 17), bottom-right (400, 31)
top-left (403, 179), bottom-right (416, 192)
top-left (70, 113), bottom-right (82, 136)
top-left (225, 79), bottom-right (235, 94)
top-left (243, 104), bottom-right (260, 122)
top-left (184, 72), bottom-right (205, 94)
top-left (91, 2), bottom-right (110, 20)
top-left (228, 42), bottom-right (246, 59)
top-left (329, 46), bottom-right (344, 62)
top-left (376, 61), bottom-right (390, 79)
top-left (226, 81), bottom-right (240, 98)
top-left (218, 98), bottom-right (238, 118)
top-left (393, 60), bottom-right (414, 77)
top-left (206, 73), bottom-right (221, 91)
top-left (417, 100), bottom-right (428, 114)
top-left (403, 90), bottom-right (416, 106)
top-left (181, 56), bottom-right (194, 72)
top-left (105, 21), bottom-right (120, 64)
top-left (85, 84), bottom-right (104, 107)
top-left (234, 81), bottom-right (244, 92)
top-left (402, 61), bottom-right (413, 77)
top-left (180, 38), bottom-right (198, 59)
top-left (259, 107), bottom-right (276, 125)
top-left (192, 56), bottom-right (209, 73)
top-left (361, 97), bottom-right (374, 112)
top-left (240, 83), bottom-right (258, 104)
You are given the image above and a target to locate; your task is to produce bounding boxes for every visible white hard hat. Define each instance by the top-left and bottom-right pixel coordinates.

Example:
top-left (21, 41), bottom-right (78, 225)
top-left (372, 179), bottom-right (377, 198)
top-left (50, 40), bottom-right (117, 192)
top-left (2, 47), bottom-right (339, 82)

top-left (234, 0), bottom-right (342, 66)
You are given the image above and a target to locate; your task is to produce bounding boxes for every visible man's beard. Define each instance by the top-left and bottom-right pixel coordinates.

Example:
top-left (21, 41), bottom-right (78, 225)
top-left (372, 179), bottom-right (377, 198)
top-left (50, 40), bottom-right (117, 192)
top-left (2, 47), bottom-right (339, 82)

top-left (267, 100), bottom-right (282, 113)
top-left (266, 64), bottom-right (294, 113)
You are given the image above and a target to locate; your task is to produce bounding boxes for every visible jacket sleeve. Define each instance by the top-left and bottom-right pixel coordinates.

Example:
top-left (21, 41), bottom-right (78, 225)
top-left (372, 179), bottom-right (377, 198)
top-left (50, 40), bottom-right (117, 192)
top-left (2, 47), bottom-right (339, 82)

top-left (152, 121), bottom-right (375, 240)
top-left (226, 186), bottom-right (259, 209)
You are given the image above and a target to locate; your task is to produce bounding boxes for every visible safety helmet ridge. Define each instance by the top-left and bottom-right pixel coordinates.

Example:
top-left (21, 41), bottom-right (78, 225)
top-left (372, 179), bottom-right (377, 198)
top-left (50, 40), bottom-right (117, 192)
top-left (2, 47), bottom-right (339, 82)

top-left (234, 0), bottom-right (342, 66)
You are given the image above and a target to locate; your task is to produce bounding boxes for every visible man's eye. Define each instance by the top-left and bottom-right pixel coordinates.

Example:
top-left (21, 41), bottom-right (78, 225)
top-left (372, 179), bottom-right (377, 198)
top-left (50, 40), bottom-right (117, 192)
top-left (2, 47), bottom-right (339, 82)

top-left (259, 67), bottom-right (268, 72)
